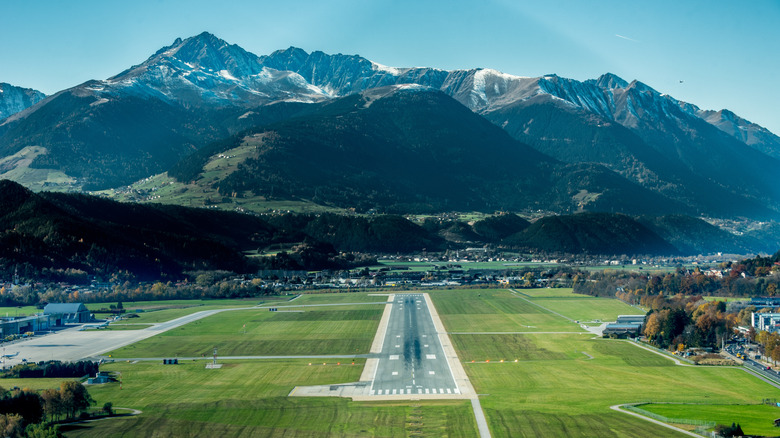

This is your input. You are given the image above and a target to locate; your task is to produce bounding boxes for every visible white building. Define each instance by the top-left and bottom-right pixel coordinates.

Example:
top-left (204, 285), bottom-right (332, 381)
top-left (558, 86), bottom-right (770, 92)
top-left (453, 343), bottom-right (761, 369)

top-left (751, 312), bottom-right (780, 333)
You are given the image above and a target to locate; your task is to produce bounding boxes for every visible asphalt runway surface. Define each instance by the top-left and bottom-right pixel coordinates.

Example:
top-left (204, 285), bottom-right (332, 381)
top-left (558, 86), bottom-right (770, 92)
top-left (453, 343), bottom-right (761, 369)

top-left (370, 293), bottom-right (459, 396)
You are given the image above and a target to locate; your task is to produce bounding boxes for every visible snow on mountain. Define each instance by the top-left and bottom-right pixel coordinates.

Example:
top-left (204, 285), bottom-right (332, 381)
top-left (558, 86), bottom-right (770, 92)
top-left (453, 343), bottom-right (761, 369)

top-left (100, 32), bottom-right (330, 107)
top-left (0, 83), bottom-right (45, 120)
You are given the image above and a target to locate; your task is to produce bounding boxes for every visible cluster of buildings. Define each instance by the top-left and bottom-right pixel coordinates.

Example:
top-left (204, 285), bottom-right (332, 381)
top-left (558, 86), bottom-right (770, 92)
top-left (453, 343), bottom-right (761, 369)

top-left (0, 303), bottom-right (91, 339)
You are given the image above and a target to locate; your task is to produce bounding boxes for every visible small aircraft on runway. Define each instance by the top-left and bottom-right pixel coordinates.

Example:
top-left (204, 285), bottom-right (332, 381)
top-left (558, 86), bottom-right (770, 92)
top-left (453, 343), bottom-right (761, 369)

top-left (1, 352), bottom-right (19, 359)
top-left (79, 321), bottom-right (109, 331)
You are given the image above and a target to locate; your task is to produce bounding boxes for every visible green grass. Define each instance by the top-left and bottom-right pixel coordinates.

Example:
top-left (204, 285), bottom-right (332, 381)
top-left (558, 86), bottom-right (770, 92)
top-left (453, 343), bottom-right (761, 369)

top-left (43, 290), bottom-right (780, 437)
top-left (461, 335), bottom-right (780, 437)
top-left (426, 288), bottom-right (780, 437)
top-left (97, 170), bottom-right (342, 214)
top-left (513, 288), bottom-right (588, 298)
top-left (89, 297), bottom-right (297, 324)
top-left (0, 378), bottom-right (77, 391)
top-left (452, 333), bottom-right (588, 363)
top-left (531, 297), bottom-right (644, 322)
top-left (289, 293), bottom-right (391, 305)
top-left (63, 360), bottom-right (477, 437)
top-left (0, 305), bottom-right (40, 318)
top-left (109, 306), bottom-right (383, 358)
top-left (430, 289), bottom-right (583, 332)
top-left (637, 403), bottom-right (780, 436)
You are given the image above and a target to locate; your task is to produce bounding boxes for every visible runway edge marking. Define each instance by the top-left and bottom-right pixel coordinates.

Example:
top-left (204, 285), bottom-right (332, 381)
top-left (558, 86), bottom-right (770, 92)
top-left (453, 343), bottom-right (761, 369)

top-left (360, 293), bottom-right (395, 387)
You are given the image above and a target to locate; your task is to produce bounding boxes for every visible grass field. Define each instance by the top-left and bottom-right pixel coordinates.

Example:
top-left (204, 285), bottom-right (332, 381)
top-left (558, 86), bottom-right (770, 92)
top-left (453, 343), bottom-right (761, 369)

top-left (109, 305), bottom-right (384, 358)
top-left (62, 360), bottom-right (477, 437)
top-left (531, 297), bottom-right (643, 322)
top-left (98, 169), bottom-right (342, 214)
top-left (637, 403), bottom-right (780, 435)
top-left (430, 289), bottom-right (583, 332)
top-left (28, 289), bottom-right (780, 437)
top-left (0, 305), bottom-right (40, 318)
top-left (428, 288), bottom-right (780, 437)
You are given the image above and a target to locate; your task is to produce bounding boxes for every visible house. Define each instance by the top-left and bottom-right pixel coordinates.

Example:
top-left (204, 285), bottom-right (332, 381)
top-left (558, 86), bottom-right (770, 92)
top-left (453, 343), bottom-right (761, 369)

top-left (43, 303), bottom-right (91, 324)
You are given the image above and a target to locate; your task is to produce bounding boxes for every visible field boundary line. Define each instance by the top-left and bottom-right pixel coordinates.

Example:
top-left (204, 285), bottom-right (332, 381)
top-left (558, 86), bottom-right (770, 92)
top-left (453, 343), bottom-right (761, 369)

top-left (610, 404), bottom-right (705, 437)
top-left (621, 340), bottom-right (695, 366)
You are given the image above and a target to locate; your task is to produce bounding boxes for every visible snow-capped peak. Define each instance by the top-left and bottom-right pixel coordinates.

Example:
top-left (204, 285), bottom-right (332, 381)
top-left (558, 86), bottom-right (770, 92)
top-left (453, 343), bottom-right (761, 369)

top-left (371, 61), bottom-right (401, 75)
top-left (589, 73), bottom-right (629, 89)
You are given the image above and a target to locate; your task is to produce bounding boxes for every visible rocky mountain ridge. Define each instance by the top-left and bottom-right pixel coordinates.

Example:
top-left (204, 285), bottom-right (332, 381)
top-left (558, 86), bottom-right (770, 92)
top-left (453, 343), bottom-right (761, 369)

top-left (1, 32), bottom-right (778, 221)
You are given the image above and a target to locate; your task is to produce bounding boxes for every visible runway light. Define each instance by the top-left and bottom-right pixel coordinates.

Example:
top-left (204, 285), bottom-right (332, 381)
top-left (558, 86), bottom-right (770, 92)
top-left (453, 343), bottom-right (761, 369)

top-left (308, 363), bottom-right (312, 366)
top-left (323, 363), bottom-right (326, 366)
top-left (486, 359), bottom-right (490, 363)
top-left (337, 362), bottom-right (341, 365)
top-left (471, 360), bottom-right (474, 363)
top-left (500, 359), bottom-right (504, 363)
top-left (514, 359), bottom-right (518, 362)
top-left (352, 362), bottom-right (355, 365)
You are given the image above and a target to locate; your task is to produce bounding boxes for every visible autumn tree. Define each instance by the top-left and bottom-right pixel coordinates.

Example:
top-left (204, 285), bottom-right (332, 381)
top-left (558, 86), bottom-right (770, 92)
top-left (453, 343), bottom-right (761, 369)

top-left (58, 381), bottom-right (93, 420)
top-left (40, 388), bottom-right (63, 422)
top-left (0, 414), bottom-right (24, 438)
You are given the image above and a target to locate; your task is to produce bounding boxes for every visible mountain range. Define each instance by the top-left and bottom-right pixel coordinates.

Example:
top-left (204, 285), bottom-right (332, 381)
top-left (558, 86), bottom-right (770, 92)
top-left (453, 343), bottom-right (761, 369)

top-left (1, 32), bottom-right (779, 225)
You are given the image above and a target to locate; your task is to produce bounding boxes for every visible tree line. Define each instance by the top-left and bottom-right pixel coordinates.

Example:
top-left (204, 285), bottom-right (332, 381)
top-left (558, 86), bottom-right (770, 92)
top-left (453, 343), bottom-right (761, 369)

top-left (0, 381), bottom-right (94, 437)
top-left (3, 361), bottom-right (99, 380)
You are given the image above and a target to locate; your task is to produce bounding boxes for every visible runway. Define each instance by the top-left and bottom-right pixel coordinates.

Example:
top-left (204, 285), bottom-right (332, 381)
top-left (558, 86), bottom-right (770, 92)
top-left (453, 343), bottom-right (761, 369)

top-left (369, 293), bottom-right (459, 396)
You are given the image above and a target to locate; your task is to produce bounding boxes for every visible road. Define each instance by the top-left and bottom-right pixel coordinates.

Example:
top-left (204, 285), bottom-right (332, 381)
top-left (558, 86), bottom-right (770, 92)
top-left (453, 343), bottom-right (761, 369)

top-left (370, 293), bottom-right (459, 396)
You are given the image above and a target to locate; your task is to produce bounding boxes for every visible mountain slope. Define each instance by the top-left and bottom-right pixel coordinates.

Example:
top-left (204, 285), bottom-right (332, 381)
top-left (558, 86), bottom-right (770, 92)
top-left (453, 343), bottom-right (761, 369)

top-left (1, 33), bottom-right (777, 220)
top-left (256, 48), bottom-right (780, 218)
top-left (0, 83), bottom-right (45, 121)
top-left (505, 213), bottom-right (679, 256)
top-left (169, 86), bottom-right (687, 215)
top-left (0, 33), bottom-right (330, 190)
top-left (0, 180), bottom-right (261, 280)
top-left (635, 215), bottom-right (753, 255)
top-left (698, 109), bottom-right (780, 159)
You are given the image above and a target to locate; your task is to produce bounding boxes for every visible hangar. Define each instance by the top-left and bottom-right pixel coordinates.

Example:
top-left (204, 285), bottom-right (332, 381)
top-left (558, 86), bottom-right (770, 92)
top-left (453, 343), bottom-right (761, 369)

top-left (43, 303), bottom-right (91, 324)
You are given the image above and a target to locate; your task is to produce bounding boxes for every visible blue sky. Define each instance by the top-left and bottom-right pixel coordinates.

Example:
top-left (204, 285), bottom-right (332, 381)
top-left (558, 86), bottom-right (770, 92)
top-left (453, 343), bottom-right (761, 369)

top-left (2, 0), bottom-right (778, 134)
